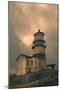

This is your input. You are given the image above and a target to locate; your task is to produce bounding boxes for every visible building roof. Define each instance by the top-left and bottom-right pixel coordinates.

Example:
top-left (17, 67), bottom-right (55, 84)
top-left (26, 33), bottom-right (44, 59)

top-left (16, 53), bottom-right (32, 60)
top-left (16, 52), bottom-right (46, 61)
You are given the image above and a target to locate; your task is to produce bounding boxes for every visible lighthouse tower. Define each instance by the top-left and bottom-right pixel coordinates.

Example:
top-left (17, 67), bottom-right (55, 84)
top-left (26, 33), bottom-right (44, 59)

top-left (32, 29), bottom-right (46, 72)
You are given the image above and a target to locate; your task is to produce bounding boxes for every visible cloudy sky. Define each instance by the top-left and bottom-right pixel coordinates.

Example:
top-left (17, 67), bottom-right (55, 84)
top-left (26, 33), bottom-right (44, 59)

top-left (8, 2), bottom-right (58, 74)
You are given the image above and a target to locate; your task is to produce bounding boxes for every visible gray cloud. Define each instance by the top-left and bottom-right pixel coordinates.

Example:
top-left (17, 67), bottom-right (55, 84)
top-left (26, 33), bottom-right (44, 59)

top-left (8, 2), bottom-right (58, 74)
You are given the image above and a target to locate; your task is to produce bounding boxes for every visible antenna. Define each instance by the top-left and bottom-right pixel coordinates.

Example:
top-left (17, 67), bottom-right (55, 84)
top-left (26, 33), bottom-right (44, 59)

top-left (38, 29), bottom-right (40, 32)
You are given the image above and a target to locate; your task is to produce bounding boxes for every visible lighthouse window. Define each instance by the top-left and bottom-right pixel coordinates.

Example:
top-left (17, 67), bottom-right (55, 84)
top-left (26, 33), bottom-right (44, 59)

top-left (31, 60), bottom-right (33, 65)
top-left (27, 60), bottom-right (29, 66)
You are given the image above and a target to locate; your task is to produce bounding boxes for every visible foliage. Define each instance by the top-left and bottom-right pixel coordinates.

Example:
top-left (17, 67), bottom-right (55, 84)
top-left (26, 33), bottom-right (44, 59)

top-left (38, 71), bottom-right (58, 86)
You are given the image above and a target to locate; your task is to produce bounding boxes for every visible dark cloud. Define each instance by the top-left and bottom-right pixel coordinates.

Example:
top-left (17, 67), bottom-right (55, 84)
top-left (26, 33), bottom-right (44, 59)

top-left (8, 27), bottom-right (32, 74)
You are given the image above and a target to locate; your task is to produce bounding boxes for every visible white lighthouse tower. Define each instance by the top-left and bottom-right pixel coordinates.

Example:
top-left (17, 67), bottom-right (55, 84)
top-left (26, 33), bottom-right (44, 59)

top-left (32, 29), bottom-right (46, 72)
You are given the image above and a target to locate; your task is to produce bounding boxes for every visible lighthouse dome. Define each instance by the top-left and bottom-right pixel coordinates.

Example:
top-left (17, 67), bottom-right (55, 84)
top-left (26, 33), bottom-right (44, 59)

top-left (34, 29), bottom-right (44, 37)
top-left (34, 29), bottom-right (45, 41)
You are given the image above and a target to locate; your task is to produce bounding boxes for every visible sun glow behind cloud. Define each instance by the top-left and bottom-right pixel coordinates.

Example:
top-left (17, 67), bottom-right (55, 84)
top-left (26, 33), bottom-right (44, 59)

top-left (22, 35), bottom-right (33, 47)
top-left (9, 2), bottom-right (58, 47)
top-left (14, 3), bottom-right (49, 46)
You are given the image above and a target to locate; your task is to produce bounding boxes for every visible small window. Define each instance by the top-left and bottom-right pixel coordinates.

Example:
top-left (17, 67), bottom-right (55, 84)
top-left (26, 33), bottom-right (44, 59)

top-left (27, 60), bottom-right (29, 66)
top-left (31, 60), bottom-right (33, 65)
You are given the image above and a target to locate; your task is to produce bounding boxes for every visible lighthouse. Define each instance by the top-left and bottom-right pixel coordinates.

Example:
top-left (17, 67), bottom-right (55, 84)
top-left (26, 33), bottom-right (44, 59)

top-left (32, 29), bottom-right (46, 72)
top-left (16, 29), bottom-right (47, 76)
